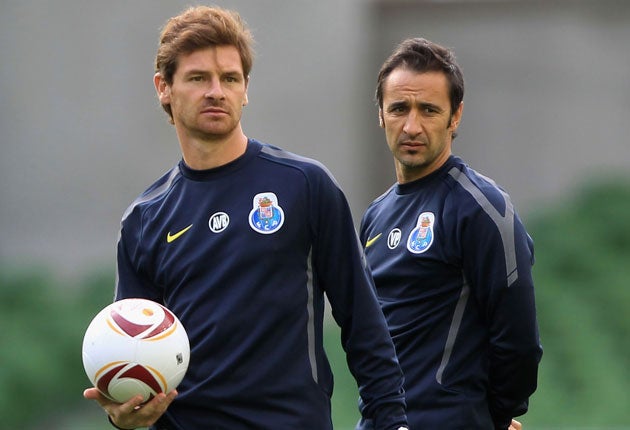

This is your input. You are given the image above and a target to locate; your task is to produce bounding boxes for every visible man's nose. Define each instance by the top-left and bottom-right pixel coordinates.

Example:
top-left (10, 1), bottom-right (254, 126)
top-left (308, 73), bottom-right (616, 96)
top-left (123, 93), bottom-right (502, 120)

top-left (204, 79), bottom-right (225, 99)
top-left (402, 110), bottom-right (422, 137)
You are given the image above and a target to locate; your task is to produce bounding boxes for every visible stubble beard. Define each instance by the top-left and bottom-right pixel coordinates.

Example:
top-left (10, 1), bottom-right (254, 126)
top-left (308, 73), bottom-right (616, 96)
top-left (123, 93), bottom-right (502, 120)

top-left (183, 109), bottom-right (241, 142)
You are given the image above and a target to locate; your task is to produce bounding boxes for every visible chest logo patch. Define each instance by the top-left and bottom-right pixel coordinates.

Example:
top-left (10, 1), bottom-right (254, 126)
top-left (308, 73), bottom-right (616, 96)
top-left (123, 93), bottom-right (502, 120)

top-left (387, 228), bottom-right (402, 249)
top-left (249, 192), bottom-right (284, 234)
top-left (209, 212), bottom-right (230, 233)
top-left (407, 212), bottom-right (435, 254)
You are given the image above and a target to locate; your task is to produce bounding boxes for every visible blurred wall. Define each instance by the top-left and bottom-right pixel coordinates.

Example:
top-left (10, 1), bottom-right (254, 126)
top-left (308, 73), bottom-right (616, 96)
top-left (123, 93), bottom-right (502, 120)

top-left (1, 0), bottom-right (629, 278)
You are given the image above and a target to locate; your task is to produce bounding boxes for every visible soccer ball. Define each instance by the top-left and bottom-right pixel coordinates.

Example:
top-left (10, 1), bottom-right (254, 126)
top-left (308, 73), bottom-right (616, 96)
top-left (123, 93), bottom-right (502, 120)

top-left (82, 298), bottom-right (190, 403)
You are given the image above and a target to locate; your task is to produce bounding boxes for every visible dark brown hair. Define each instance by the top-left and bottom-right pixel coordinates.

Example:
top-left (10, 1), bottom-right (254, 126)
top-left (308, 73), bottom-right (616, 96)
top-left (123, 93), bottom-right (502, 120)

top-left (376, 37), bottom-right (464, 118)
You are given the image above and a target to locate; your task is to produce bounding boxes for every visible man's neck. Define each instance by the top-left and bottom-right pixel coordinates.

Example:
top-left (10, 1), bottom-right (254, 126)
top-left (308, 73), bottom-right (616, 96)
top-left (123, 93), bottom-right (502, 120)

top-left (178, 128), bottom-right (248, 170)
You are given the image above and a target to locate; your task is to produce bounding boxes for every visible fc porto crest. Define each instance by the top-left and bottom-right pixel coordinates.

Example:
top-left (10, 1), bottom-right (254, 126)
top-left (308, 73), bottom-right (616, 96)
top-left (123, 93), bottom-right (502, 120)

top-left (249, 192), bottom-right (284, 234)
top-left (407, 212), bottom-right (435, 254)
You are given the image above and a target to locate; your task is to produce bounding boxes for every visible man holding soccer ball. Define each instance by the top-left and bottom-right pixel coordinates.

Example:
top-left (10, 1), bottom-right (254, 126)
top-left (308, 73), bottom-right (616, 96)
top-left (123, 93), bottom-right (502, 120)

top-left (83, 5), bottom-right (408, 430)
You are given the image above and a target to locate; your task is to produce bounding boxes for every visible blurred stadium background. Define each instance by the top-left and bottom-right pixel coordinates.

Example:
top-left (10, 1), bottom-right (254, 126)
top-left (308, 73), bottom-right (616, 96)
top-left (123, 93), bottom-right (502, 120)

top-left (1, 0), bottom-right (629, 428)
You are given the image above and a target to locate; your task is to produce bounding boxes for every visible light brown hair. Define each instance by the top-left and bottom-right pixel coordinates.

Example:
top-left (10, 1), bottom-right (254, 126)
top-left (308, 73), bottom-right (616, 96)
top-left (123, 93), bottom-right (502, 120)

top-left (155, 6), bottom-right (255, 121)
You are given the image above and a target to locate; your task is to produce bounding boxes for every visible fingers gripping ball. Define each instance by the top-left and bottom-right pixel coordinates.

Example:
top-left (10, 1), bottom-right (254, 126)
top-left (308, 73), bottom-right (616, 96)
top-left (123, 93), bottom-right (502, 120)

top-left (82, 298), bottom-right (190, 403)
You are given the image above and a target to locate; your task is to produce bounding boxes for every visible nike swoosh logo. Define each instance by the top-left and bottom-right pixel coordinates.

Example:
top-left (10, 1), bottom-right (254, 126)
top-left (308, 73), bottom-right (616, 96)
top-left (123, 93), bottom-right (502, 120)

top-left (166, 224), bottom-right (193, 243)
top-left (365, 233), bottom-right (382, 248)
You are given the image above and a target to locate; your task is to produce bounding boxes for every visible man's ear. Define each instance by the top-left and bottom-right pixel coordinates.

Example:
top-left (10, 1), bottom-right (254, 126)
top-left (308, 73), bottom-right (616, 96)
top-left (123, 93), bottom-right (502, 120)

top-left (449, 101), bottom-right (464, 131)
top-left (154, 73), bottom-right (171, 104)
top-left (378, 109), bottom-right (384, 128)
top-left (243, 76), bottom-right (249, 106)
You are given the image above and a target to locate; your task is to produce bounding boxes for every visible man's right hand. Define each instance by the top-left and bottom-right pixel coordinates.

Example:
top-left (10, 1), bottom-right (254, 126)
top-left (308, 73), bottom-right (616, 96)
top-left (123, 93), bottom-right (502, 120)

top-left (83, 387), bottom-right (177, 429)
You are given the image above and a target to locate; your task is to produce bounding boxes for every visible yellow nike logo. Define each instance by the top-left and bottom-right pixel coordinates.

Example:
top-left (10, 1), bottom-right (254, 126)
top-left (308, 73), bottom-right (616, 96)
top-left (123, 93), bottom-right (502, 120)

top-left (166, 224), bottom-right (193, 243)
top-left (365, 233), bottom-right (382, 248)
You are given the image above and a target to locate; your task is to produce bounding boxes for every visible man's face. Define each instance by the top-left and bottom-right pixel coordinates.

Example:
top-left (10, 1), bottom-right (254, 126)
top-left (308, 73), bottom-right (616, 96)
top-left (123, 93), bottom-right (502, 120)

top-left (380, 68), bottom-right (462, 183)
top-left (157, 45), bottom-right (249, 141)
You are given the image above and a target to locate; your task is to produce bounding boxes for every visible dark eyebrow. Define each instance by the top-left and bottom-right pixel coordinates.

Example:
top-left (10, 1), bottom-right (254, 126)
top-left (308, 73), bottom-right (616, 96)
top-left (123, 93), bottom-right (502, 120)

top-left (387, 100), bottom-right (408, 112)
top-left (418, 101), bottom-right (443, 113)
top-left (182, 69), bottom-right (208, 77)
top-left (181, 69), bottom-right (243, 78)
top-left (223, 71), bottom-right (244, 79)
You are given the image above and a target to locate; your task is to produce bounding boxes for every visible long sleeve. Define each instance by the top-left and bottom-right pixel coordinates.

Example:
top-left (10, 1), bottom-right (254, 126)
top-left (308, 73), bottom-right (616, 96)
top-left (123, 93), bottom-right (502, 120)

top-left (309, 170), bottom-right (408, 429)
top-left (455, 172), bottom-right (543, 428)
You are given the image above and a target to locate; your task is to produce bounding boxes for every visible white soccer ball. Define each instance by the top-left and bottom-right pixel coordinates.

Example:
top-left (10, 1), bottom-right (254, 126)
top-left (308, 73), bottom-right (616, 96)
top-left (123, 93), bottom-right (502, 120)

top-left (82, 298), bottom-right (190, 403)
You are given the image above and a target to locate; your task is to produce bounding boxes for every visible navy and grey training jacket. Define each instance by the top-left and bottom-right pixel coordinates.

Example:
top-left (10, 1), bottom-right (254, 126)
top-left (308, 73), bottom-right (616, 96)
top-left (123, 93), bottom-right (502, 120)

top-left (359, 155), bottom-right (542, 430)
top-left (115, 139), bottom-right (408, 429)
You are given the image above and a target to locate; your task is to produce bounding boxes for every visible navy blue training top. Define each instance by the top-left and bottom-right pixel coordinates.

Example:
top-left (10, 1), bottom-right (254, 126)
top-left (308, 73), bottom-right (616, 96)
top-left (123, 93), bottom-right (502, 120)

top-left (359, 155), bottom-right (542, 430)
top-left (115, 139), bottom-right (407, 430)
